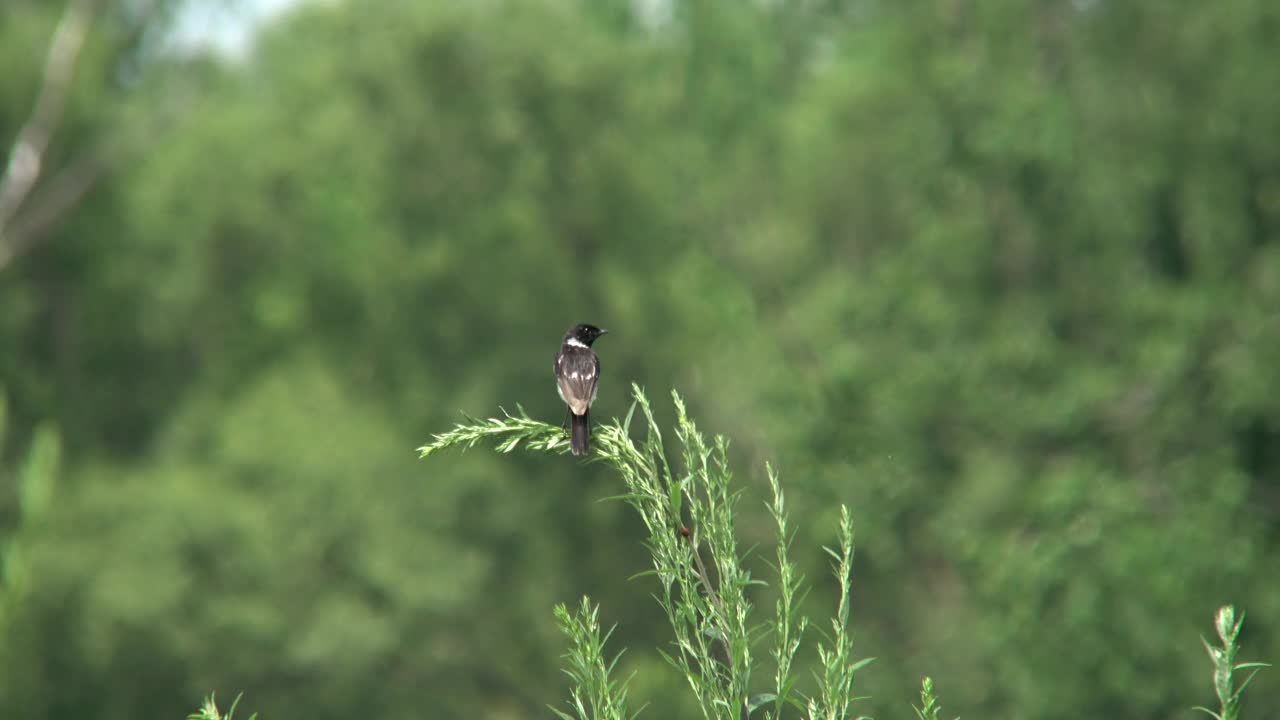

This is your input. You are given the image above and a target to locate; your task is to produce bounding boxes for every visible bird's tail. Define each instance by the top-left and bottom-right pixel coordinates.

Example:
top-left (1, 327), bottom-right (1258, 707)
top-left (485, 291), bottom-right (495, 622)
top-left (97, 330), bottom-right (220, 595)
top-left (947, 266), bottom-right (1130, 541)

top-left (571, 410), bottom-right (590, 456)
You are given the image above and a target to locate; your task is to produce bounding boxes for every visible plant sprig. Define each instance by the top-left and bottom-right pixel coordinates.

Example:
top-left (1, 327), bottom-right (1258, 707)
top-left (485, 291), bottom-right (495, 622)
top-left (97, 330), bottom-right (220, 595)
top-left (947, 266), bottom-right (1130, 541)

top-left (551, 597), bottom-right (639, 720)
top-left (417, 405), bottom-right (570, 458)
top-left (913, 677), bottom-right (952, 720)
top-left (188, 693), bottom-right (255, 720)
top-left (420, 385), bottom-right (874, 720)
top-left (1195, 605), bottom-right (1269, 720)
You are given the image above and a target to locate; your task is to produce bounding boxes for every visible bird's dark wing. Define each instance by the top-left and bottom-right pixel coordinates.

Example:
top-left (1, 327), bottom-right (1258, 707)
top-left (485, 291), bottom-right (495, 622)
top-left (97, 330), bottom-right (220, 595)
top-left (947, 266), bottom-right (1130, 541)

top-left (555, 346), bottom-right (599, 416)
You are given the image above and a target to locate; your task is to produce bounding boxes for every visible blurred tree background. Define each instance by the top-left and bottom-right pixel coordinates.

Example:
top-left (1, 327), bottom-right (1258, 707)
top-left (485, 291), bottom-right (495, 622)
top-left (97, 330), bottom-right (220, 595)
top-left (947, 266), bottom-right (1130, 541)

top-left (1, 0), bottom-right (1277, 718)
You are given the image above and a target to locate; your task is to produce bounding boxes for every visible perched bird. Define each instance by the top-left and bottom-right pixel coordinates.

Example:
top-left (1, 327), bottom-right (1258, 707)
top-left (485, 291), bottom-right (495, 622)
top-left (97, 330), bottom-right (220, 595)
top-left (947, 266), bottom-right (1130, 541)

top-left (554, 323), bottom-right (608, 456)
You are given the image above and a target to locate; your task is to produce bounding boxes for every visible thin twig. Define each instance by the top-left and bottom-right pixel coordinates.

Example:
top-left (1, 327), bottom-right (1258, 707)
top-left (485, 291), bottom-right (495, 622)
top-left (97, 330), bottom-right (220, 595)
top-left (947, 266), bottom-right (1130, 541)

top-left (0, 0), bottom-right (100, 247)
top-left (0, 149), bottom-right (107, 268)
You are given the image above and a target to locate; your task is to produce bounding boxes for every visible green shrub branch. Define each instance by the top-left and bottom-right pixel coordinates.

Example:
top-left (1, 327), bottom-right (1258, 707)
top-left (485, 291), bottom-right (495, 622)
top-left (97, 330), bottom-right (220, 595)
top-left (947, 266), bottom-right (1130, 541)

top-left (420, 385), bottom-right (871, 720)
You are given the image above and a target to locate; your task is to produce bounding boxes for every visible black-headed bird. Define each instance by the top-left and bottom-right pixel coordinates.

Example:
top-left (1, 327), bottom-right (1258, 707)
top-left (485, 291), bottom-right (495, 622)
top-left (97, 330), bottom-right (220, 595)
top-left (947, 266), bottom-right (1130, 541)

top-left (554, 323), bottom-right (608, 456)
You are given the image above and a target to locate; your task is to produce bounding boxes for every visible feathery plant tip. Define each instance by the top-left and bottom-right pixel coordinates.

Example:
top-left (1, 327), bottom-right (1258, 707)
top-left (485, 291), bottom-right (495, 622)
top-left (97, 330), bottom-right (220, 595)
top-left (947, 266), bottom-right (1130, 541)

top-left (913, 677), bottom-right (953, 720)
top-left (417, 404), bottom-right (570, 457)
top-left (550, 596), bottom-right (638, 720)
top-left (1195, 605), bottom-right (1269, 720)
top-left (187, 693), bottom-right (255, 720)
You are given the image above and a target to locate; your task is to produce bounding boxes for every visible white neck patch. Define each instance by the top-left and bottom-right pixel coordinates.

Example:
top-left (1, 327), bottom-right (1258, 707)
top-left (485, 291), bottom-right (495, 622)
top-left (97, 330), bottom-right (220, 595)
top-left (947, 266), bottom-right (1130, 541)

top-left (566, 337), bottom-right (589, 348)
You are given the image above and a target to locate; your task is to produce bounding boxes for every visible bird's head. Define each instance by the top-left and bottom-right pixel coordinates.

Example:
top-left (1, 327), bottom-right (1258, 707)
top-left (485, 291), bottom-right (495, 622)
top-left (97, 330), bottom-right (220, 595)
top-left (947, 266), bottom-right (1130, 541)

top-left (565, 323), bottom-right (609, 347)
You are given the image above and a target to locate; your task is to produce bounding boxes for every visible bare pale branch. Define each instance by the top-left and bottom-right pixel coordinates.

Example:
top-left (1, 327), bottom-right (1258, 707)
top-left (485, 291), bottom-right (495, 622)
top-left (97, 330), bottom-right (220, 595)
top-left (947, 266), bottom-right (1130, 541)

top-left (0, 0), bottom-right (101, 267)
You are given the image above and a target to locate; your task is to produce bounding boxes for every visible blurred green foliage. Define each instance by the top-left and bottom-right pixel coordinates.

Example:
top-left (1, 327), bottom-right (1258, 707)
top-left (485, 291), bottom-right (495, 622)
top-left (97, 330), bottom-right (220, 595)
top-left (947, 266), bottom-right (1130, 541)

top-left (1, 0), bottom-right (1277, 718)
